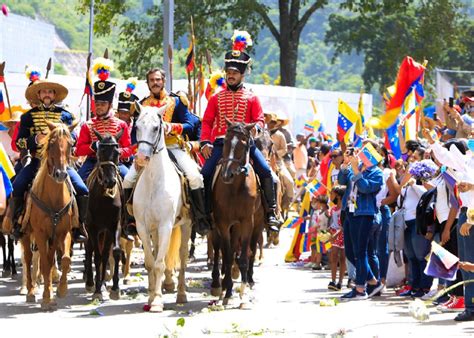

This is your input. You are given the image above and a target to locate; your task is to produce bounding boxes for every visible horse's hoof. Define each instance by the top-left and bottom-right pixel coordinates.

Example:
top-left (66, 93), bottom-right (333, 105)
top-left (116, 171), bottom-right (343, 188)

top-left (123, 278), bottom-right (131, 285)
top-left (249, 282), bottom-right (255, 290)
top-left (2, 269), bottom-right (11, 278)
top-left (41, 301), bottom-right (57, 311)
top-left (163, 283), bottom-right (175, 293)
top-left (85, 284), bottom-right (95, 293)
top-left (19, 286), bottom-right (28, 295)
top-left (104, 273), bottom-right (111, 282)
top-left (57, 284), bottom-right (68, 298)
top-left (239, 302), bottom-right (252, 310)
top-left (109, 289), bottom-right (120, 300)
top-left (149, 304), bottom-right (164, 313)
top-left (52, 275), bottom-right (60, 284)
top-left (11, 272), bottom-right (18, 279)
top-left (26, 294), bottom-right (36, 303)
top-left (92, 293), bottom-right (103, 301)
top-left (222, 297), bottom-right (231, 306)
top-left (231, 266), bottom-right (240, 280)
top-left (176, 293), bottom-right (187, 304)
top-left (210, 287), bottom-right (222, 297)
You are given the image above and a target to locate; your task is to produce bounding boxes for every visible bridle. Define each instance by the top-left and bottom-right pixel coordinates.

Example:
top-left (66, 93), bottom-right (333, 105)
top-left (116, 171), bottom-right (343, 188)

top-left (136, 114), bottom-right (165, 154)
top-left (219, 129), bottom-right (252, 178)
top-left (96, 141), bottom-right (121, 187)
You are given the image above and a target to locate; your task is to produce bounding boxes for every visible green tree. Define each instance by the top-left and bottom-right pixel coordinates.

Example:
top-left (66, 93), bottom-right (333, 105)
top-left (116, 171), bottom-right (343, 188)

top-left (325, 0), bottom-right (472, 92)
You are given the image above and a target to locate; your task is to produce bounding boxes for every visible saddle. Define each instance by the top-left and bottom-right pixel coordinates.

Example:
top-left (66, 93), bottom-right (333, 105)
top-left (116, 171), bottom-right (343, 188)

top-left (126, 149), bottom-right (190, 216)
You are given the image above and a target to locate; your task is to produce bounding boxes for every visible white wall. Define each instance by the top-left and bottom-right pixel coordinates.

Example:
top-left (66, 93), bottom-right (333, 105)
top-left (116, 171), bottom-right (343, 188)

top-left (3, 73), bottom-right (372, 137)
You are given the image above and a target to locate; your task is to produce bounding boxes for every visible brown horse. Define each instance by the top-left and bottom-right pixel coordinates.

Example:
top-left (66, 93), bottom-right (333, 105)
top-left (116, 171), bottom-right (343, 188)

top-left (210, 121), bottom-right (265, 308)
top-left (23, 122), bottom-right (77, 310)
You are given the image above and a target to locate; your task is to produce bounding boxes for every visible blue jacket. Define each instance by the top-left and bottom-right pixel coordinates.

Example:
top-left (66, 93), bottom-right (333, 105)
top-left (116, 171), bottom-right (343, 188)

top-left (338, 165), bottom-right (383, 217)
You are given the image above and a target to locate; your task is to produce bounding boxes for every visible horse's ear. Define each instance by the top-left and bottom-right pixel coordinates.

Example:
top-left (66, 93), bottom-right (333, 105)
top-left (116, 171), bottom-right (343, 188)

top-left (93, 128), bottom-right (104, 142)
top-left (156, 104), bottom-right (167, 117)
top-left (68, 121), bottom-right (79, 134)
top-left (245, 122), bottom-right (256, 131)
top-left (134, 102), bottom-right (142, 115)
top-left (115, 128), bottom-right (124, 141)
top-left (225, 117), bottom-right (233, 128)
top-left (44, 119), bottom-right (58, 132)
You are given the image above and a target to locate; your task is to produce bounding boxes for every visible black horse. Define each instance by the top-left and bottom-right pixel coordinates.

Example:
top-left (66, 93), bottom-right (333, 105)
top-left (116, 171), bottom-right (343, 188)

top-left (0, 233), bottom-right (16, 277)
top-left (84, 129), bottom-right (124, 301)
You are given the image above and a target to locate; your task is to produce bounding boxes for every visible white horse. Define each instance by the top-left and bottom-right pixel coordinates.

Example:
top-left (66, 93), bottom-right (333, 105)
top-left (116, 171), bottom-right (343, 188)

top-left (133, 103), bottom-right (192, 312)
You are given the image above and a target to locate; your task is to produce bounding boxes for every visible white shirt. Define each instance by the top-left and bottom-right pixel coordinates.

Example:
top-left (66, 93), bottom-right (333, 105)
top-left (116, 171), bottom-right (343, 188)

top-left (399, 184), bottom-right (426, 221)
top-left (430, 142), bottom-right (474, 208)
top-left (376, 168), bottom-right (392, 208)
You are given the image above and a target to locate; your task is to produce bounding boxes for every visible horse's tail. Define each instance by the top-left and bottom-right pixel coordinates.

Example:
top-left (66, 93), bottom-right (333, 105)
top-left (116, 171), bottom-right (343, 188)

top-left (165, 226), bottom-right (181, 271)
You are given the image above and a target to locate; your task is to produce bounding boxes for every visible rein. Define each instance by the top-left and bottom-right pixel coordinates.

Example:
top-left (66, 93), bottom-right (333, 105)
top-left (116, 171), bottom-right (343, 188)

top-left (30, 177), bottom-right (74, 243)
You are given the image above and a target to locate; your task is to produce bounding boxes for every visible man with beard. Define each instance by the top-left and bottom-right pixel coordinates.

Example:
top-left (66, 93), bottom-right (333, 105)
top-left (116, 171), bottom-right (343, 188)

top-left (200, 30), bottom-right (280, 230)
top-left (123, 67), bottom-right (210, 236)
top-left (8, 78), bottom-right (88, 242)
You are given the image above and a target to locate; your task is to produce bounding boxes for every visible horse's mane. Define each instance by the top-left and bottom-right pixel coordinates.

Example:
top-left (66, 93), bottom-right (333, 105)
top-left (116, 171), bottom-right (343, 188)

top-left (31, 124), bottom-right (73, 195)
top-left (226, 123), bottom-right (251, 138)
top-left (136, 104), bottom-right (167, 123)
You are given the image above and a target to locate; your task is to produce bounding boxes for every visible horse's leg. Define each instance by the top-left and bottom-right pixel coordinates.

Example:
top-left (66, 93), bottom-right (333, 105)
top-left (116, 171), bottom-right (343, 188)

top-left (177, 220), bottom-right (192, 304)
top-left (93, 232), bottom-right (105, 301)
top-left (1, 234), bottom-right (9, 277)
top-left (20, 242), bottom-right (28, 295)
top-left (84, 232), bottom-right (94, 292)
top-left (38, 236), bottom-right (55, 310)
top-left (136, 222), bottom-right (156, 307)
top-left (149, 224), bottom-right (173, 313)
top-left (110, 224), bottom-right (122, 300)
top-left (122, 238), bottom-right (133, 285)
top-left (207, 232), bottom-right (214, 268)
top-left (106, 247), bottom-right (114, 282)
top-left (221, 229), bottom-right (234, 305)
top-left (32, 245), bottom-right (41, 288)
top-left (8, 236), bottom-right (17, 277)
top-left (248, 229), bottom-right (259, 288)
top-left (57, 232), bottom-right (71, 298)
top-left (210, 230), bottom-right (222, 297)
top-left (21, 237), bottom-right (35, 302)
top-left (188, 228), bottom-right (196, 261)
top-left (238, 228), bottom-right (251, 309)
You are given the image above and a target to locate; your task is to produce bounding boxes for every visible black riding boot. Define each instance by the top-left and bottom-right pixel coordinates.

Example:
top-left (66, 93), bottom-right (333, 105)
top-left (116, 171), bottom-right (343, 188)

top-left (73, 195), bottom-right (88, 243)
top-left (11, 197), bottom-right (25, 241)
top-left (122, 188), bottom-right (135, 241)
top-left (261, 177), bottom-right (280, 232)
top-left (190, 188), bottom-right (212, 236)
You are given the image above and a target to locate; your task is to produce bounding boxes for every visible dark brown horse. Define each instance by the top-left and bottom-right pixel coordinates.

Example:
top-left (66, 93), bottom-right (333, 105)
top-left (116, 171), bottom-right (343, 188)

top-left (210, 121), bottom-right (265, 308)
top-left (84, 130), bottom-right (123, 301)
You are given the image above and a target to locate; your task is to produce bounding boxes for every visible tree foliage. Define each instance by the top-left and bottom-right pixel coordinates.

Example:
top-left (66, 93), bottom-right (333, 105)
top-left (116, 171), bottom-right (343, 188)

top-left (325, 0), bottom-right (473, 92)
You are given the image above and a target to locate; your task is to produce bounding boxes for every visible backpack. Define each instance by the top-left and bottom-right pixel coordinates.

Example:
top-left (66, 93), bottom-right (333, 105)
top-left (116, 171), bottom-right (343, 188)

top-left (416, 187), bottom-right (437, 236)
top-left (388, 188), bottom-right (407, 267)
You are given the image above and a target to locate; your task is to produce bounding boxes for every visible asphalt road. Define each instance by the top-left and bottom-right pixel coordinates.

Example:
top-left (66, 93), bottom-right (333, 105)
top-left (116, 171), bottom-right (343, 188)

top-left (0, 228), bottom-right (472, 337)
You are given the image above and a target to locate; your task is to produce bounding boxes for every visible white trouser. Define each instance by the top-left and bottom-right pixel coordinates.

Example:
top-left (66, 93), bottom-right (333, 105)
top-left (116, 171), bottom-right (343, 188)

top-left (169, 146), bottom-right (204, 190)
top-left (279, 164), bottom-right (295, 200)
top-left (124, 146), bottom-right (204, 190)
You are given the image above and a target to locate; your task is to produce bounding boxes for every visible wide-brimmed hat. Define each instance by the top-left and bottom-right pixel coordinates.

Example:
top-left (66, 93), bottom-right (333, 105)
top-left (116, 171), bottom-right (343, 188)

top-left (25, 80), bottom-right (68, 104)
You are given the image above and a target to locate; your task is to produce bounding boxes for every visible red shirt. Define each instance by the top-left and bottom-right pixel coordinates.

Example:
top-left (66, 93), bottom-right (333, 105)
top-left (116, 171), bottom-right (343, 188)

top-left (201, 87), bottom-right (264, 142)
top-left (75, 115), bottom-right (135, 159)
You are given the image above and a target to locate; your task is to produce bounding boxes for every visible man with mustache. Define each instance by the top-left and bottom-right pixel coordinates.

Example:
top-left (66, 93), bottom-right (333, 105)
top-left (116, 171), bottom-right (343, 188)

top-left (200, 31), bottom-right (280, 229)
top-left (8, 78), bottom-right (88, 242)
top-left (122, 68), bottom-right (210, 236)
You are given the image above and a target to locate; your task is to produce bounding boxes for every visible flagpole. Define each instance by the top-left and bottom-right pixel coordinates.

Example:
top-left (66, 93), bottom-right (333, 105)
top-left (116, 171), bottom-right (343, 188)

top-left (168, 44), bottom-right (173, 92)
top-left (0, 62), bottom-right (12, 113)
top-left (190, 16), bottom-right (197, 115)
top-left (86, 0), bottom-right (94, 121)
top-left (45, 58), bottom-right (52, 79)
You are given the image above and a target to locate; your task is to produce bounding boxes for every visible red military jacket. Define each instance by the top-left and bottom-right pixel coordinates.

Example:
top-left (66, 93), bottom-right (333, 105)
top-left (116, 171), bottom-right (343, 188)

top-left (201, 86), bottom-right (264, 143)
top-left (75, 114), bottom-right (134, 159)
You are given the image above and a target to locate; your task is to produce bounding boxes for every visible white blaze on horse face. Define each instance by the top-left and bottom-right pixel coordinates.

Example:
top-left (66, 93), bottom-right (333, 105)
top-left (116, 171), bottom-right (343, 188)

top-left (229, 136), bottom-right (238, 160)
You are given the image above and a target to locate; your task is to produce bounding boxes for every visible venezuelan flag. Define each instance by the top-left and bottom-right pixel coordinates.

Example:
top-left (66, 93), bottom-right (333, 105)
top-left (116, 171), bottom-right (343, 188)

top-left (358, 142), bottom-right (383, 168)
top-left (0, 143), bottom-right (14, 179)
top-left (337, 99), bottom-right (358, 142)
top-left (285, 191), bottom-right (311, 262)
top-left (369, 56), bottom-right (425, 130)
top-left (185, 35), bottom-right (195, 74)
top-left (0, 90), bottom-right (4, 114)
top-left (306, 179), bottom-right (325, 197)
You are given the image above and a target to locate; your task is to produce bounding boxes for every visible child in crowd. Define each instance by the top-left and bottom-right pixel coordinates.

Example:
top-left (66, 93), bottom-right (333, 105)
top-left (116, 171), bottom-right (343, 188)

top-left (307, 194), bottom-right (330, 270)
top-left (328, 186), bottom-right (346, 291)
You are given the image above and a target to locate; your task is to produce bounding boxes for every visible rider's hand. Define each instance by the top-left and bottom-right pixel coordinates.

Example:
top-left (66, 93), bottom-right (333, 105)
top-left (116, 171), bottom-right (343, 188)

top-left (201, 144), bottom-right (213, 159)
